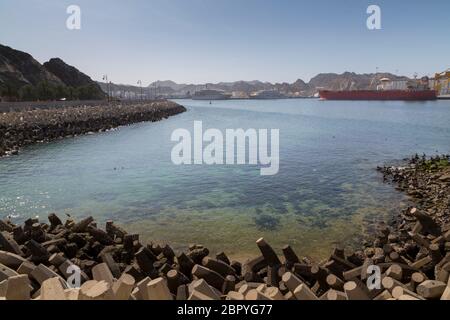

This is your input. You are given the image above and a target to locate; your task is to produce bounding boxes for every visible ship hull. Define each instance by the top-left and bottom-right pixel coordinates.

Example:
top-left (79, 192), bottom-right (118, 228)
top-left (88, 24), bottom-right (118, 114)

top-left (319, 90), bottom-right (437, 101)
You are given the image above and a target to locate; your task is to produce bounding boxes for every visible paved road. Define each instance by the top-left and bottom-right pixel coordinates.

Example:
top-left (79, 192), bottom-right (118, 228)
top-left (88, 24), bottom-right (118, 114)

top-left (0, 99), bottom-right (161, 113)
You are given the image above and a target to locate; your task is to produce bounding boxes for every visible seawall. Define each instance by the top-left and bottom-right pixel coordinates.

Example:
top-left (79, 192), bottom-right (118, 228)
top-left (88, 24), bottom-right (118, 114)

top-left (0, 100), bottom-right (186, 157)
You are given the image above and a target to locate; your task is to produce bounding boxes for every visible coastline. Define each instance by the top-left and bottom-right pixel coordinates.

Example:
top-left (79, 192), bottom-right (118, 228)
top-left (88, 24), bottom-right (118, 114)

top-left (0, 155), bottom-right (449, 300)
top-left (0, 100), bottom-right (187, 157)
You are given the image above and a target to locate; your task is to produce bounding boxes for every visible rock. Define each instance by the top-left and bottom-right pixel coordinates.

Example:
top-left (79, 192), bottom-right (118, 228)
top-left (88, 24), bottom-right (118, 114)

top-left (91, 263), bottom-right (115, 286)
top-left (145, 277), bottom-right (173, 300)
top-left (79, 280), bottom-right (112, 300)
top-left (192, 265), bottom-right (224, 290)
top-left (343, 281), bottom-right (370, 300)
top-left (112, 273), bottom-right (135, 300)
top-left (416, 280), bottom-right (447, 299)
top-left (190, 279), bottom-right (220, 300)
top-left (0, 251), bottom-right (27, 269)
top-left (4, 274), bottom-right (31, 300)
top-left (40, 277), bottom-right (67, 300)
top-left (245, 289), bottom-right (271, 300)
top-left (226, 291), bottom-right (245, 300)
top-left (188, 290), bottom-right (215, 300)
top-left (293, 283), bottom-right (319, 300)
top-left (441, 285), bottom-right (450, 300)
top-left (202, 257), bottom-right (236, 277)
top-left (0, 231), bottom-right (23, 255)
top-left (0, 263), bottom-right (18, 282)
top-left (385, 264), bottom-right (403, 281)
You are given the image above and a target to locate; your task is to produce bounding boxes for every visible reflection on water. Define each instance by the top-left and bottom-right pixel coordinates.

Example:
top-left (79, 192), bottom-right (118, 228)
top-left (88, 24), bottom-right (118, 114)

top-left (1, 99), bottom-right (449, 258)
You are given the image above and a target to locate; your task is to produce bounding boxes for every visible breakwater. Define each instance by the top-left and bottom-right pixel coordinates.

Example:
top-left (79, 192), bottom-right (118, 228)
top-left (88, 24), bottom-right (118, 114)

top-left (0, 155), bottom-right (449, 300)
top-left (0, 100), bottom-right (186, 157)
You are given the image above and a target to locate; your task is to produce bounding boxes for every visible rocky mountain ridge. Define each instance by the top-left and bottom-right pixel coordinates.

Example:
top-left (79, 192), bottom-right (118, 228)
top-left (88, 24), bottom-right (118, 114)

top-left (0, 44), bottom-right (64, 89)
top-left (0, 44), bottom-right (104, 101)
top-left (142, 73), bottom-right (412, 97)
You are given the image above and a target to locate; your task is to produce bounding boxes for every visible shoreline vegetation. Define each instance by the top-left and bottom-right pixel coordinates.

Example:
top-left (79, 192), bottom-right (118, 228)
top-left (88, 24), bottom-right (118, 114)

top-left (0, 155), bottom-right (449, 300)
top-left (0, 100), bottom-right (187, 157)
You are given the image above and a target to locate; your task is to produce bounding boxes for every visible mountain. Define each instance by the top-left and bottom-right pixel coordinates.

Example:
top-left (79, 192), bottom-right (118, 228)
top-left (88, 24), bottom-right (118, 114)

top-left (221, 81), bottom-right (273, 93)
top-left (103, 71), bottom-right (415, 100)
top-left (149, 80), bottom-right (186, 91)
top-left (273, 79), bottom-right (309, 94)
top-left (290, 79), bottom-right (309, 91)
top-left (0, 43), bottom-right (105, 101)
top-left (43, 58), bottom-right (100, 89)
top-left (43, 58), bottom-right (104, 99)
top-left (141, 73), bottom-right (412, 98)
top-left (0, 44), bottom-right (64, 89)
top-left (146, 80), bottom-right (278, 96)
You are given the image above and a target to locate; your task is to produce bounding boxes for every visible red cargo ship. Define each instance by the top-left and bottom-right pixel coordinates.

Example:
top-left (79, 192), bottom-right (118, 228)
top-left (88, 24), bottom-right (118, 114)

top-left (319, 89), bottom-right (437, 101)
top-left (319, 77), bottom-right (437, 101)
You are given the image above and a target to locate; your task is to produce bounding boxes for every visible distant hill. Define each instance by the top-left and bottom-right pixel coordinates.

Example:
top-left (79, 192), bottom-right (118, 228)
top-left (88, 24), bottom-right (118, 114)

top-left (142, 73), bottom-right (412, 97)
top-left (97, 81), bottom-right (177, 100)
top-left (148, 80), bottom-right (281, 96)
top-left (104, 72), bottom-right (415, 99)
top-left (0, 43), bottom-right (104, 101)
top-left (150, 80), bottom-right (186, 92)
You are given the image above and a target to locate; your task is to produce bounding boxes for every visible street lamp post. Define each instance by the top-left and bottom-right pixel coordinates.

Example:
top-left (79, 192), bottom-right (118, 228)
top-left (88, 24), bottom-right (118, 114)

top-left (137, 80), bottom-right (143, 101)
top-left (103, 75), bottom-right (111, 102)
top-left (103, 75), bottom-right (108, 101)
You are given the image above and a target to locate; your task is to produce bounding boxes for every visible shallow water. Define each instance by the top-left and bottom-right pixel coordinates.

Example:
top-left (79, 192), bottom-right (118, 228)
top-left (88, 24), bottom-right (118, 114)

top-left (1, 99), bottom-right (450, 259)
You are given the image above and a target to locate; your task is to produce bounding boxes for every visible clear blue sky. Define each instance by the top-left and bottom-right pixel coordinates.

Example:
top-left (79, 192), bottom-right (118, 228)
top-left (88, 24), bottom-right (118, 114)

top-left (1, 0), bottom-right (449, 85)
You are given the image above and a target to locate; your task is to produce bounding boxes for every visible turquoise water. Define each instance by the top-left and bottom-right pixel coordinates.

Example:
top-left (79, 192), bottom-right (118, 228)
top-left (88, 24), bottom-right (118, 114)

top-left (1, 99), bottom-right (450, 258)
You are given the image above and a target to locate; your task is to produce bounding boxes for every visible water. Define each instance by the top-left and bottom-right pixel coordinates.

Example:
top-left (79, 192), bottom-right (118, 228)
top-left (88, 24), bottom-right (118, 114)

top-left (1, 99), bottom-right (450, 259)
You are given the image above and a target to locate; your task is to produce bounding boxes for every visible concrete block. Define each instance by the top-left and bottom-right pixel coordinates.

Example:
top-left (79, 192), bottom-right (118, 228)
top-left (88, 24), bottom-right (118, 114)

top-left (41, 277), bottom-right (67, 300)
top-left (146, 277), bottom-right (173, 300)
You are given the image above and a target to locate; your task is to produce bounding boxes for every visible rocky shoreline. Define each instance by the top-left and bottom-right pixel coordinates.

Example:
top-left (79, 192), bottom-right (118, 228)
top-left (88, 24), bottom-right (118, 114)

top-left (0, 155), bottom-right (449, 300)
top-left (0, 100), bottom-right (187, 157)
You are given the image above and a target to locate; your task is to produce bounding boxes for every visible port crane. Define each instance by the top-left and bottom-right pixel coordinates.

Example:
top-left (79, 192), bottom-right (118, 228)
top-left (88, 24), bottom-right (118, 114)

top-left (434, 69), bottom-right (450, 96)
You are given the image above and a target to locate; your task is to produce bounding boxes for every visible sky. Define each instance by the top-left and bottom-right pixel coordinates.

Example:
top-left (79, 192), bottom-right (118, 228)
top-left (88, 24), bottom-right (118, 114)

top-left (1, 0), bottom-right (449, 85)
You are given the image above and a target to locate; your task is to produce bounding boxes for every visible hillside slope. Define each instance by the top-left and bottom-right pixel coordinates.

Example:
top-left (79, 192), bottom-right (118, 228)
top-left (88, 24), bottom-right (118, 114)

top-left (0, 44), bottom-right (64, 88)
top-left (0, 43), bottom-right (105, 101)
